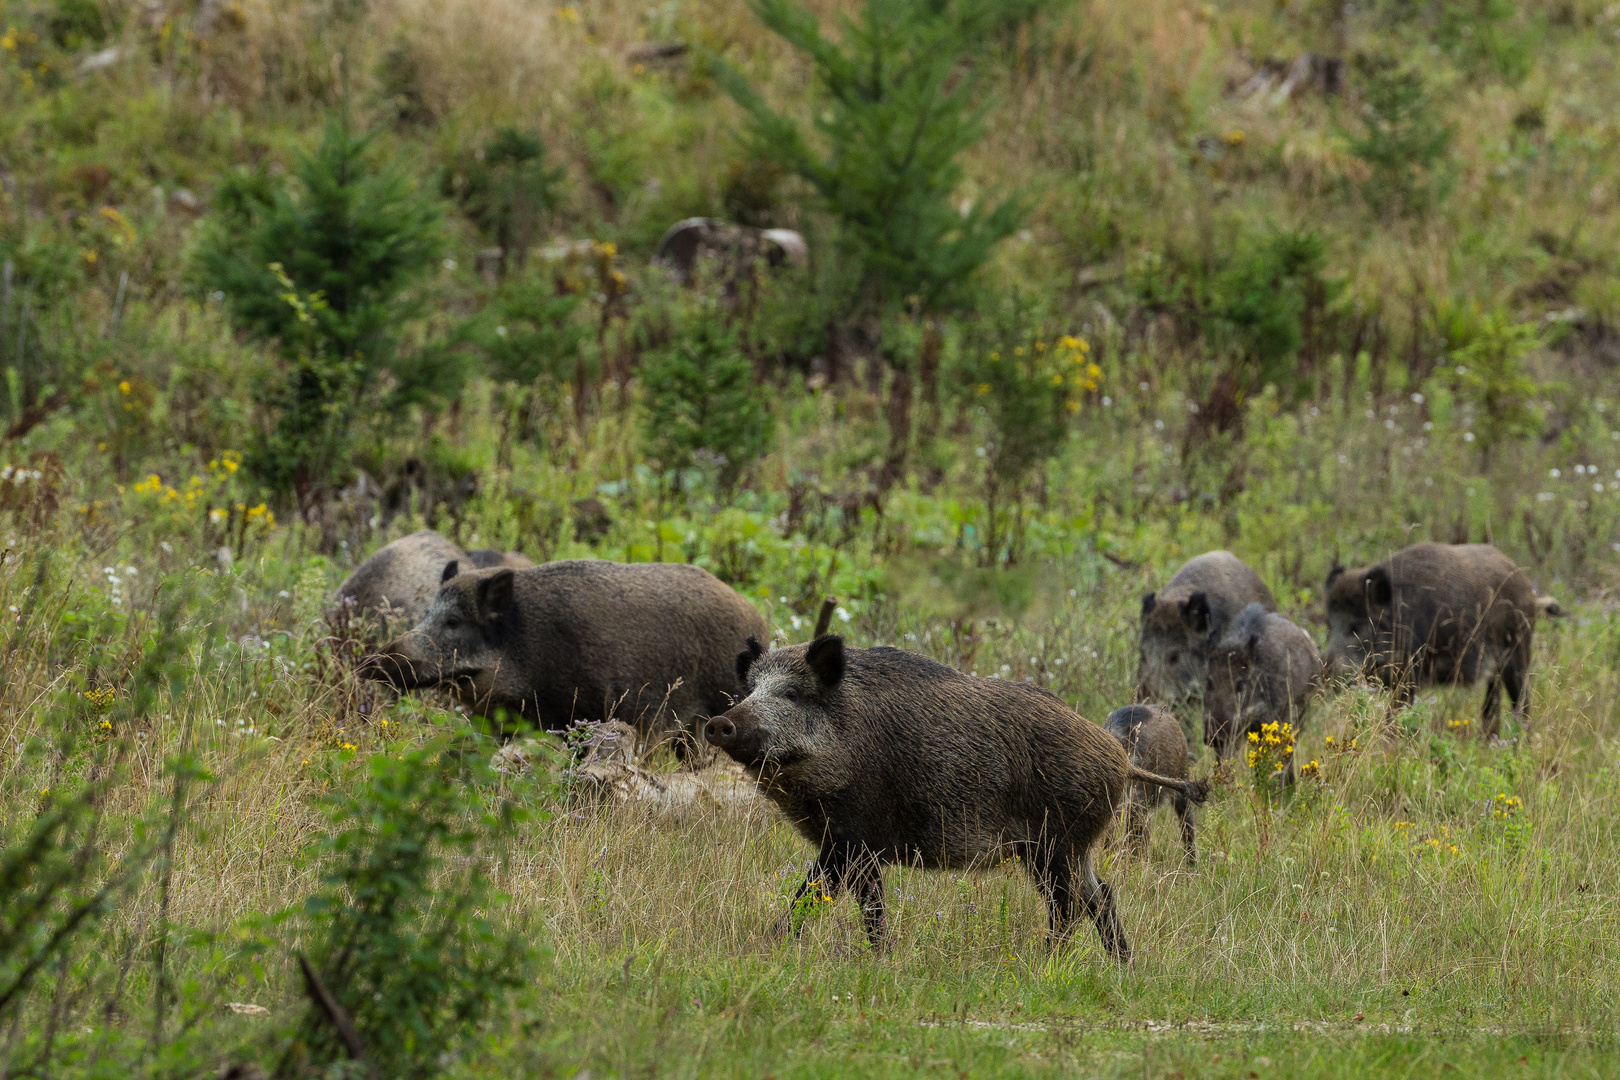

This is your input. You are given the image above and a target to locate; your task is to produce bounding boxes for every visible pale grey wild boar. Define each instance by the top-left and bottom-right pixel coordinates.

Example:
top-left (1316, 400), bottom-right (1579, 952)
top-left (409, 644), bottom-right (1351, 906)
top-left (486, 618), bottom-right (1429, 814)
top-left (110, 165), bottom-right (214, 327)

top-left (1323, 542), bottom-right (1552, 739)
top-left (1105, 705), bottom-right (1197, 863)
top-left (366, 559), bottom-right (768, 749)
top-left (1203, 604), bottom-right (1322, 783)
top-left (336, 529), bottom-right (534, 635)
top-left (1137, 551), bottom-right (1276, 742)
top-left (703, 636), bottom-right (1209, 961)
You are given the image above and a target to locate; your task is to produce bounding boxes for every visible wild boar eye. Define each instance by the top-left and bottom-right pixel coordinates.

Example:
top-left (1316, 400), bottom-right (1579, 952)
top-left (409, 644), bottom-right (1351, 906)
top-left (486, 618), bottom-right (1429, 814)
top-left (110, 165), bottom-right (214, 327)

top-left (1235, 679), bottom-right (1247, 692)
top-left (1168, 652), bottom-right (1180, 664)
top-left (1205, 676), bottom-right (1213, 690)
top-left (444, 617), bottom-right (462, 630)
top-left (782, 686), bottom-right (799, 702)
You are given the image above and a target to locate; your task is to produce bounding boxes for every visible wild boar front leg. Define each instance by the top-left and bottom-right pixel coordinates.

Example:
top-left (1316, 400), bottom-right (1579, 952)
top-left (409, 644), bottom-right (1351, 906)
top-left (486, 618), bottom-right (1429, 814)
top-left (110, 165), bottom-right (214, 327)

top-left (779, 843), bottom-right (850, 937)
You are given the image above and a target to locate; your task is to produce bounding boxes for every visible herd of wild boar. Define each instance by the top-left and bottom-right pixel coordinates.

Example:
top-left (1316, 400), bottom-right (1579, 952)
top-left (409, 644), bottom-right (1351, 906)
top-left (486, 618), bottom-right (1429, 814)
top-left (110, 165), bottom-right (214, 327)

top-left (340, 530), bottom-right (1564, 960)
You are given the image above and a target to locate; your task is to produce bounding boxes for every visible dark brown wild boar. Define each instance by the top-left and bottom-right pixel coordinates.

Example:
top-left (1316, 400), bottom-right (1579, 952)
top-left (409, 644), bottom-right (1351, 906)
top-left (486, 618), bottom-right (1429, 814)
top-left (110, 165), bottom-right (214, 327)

top-left (365, 559), bottom-right (767, 750)
top-left (336, 530), bottom-right (533, 635)
top-left (1105, 705), bottom-right (1197, 863)
top-left (703, 636), bottom-right (1209, 961)
top-left (1137, 551), bottom-right (1276, 745)
top-left (1203, 604), bottom-right (1322, 783)
top-left (1323, 543), bottom-right (1553, 739)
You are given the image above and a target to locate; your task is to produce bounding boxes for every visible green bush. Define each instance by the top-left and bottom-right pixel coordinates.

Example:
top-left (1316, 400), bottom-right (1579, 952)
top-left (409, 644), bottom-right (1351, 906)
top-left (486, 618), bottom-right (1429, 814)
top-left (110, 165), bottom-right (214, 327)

top-left (281, 726), bottom-right (535, 1080)
top-left (1344, 59), bottom-right (1454, 219)
top-left (455, 128), bottom-right (565, 278)
top-left (715, 0), bottom-right (1035, 313)
top-left (191, 112), bottom-right (451, 502)
top-left (954, 300), bottom-right (1096, 564)
top-left (1434, 302), bottom-right (1543, 466)
top-left (638, 300), bottom-right (772, 493)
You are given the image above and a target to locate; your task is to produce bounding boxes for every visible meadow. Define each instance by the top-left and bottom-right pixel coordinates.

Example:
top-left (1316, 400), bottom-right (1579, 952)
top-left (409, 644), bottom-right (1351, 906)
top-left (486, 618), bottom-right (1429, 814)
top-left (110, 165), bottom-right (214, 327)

top-left (3, 0), bottom-right (1620, 1075)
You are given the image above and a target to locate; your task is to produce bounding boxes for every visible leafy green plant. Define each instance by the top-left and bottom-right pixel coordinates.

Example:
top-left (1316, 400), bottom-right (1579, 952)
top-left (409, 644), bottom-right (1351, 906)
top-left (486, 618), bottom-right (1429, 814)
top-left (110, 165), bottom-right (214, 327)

top-left (1345, 59), bottom-right (1454, 219)
top-left (715, 0), bottom-right (1044, 473)
top-left (1209, 230), bottom-right (1335, 397)
top-left (638, 299), bottom-right (773, 493)
top-left (0, 583), bottom-right (209, 1071)
top-left (1435, 303), bottom-right (1543, 466)
top-left (456, 128), bottom-right (566, 278)
top-left (955, 305), bottom-right (1096, 564)
top-left (279, 727), bottom-right (535, 1080)
top-left (191, 112), bottom-right (451, 504)
top-left (716, 0), bottom-right (1031, 313)
top-left (458, 272), bottom-right (588, 390)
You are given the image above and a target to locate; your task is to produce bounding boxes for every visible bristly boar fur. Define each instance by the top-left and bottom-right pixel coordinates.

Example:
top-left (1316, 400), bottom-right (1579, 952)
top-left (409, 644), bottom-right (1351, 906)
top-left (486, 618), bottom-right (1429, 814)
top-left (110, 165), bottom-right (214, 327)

top-left (366, 560), bottom-right (767, 749)
top-left (1137, 551), bottom-right (1276, 746)
top-left (1323, 543), bottom-right (1546, 739)
top-left (1106, 705), bottom-right (1197, 863)
top-left (336, 530), bottom-right (533, 636)
top-left (1203, 604), bottom-right (1322, 784)
top-left (705, 636), bottom-right (1209, 961)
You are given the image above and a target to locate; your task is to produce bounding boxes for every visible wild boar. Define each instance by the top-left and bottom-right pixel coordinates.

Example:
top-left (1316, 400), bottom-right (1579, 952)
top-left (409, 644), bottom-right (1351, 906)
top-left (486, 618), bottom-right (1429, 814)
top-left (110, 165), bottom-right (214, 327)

top-left (366, 559), bottom-right (768, 750)
top-left (1203, 604), bottom-right (1322, 782)
top-left (703, 636), bottom-right (1209, 960)
top-left (1105, 705), bottom-right (1197, 863)
top-left (1323, 543), bottom-right (1547, 739)
top-left (1137, 551), bottom-right (1277, 745)
top-left (336, 530), bottom-right (532, 635)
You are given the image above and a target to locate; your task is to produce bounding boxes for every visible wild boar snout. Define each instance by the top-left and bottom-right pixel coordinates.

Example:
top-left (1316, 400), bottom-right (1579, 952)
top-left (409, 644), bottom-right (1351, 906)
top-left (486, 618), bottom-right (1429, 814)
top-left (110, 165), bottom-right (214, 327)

top-left (705, 701), bottom-right (771, 763)
top-left (703, 715), bottom-right (737, 748)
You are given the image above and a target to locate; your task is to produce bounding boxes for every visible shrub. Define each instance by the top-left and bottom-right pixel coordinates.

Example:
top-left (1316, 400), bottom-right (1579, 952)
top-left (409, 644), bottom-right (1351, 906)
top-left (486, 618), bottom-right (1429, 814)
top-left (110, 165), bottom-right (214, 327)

top-left (716, 0), bottom-right (1032, 315)
top-left (455, 128), bottom-right (565, 278)
top-left (0, 584), bottom-right (209, 1068)
top-left (457, 272), bottom-right (588, 391)
top-left (638, 300), bottom-right (773, 493)
top-left (280, 727), bottom-right (535, 1080)
top-left (1209, 230), bottom-right (1336, 397)
top-left (955, 303), bottom-right (1097, 564)
top-left (1344, 59), bottom-right (1454, 219)
top-left (1434, 303), bottom-right (1543, 466)
top-left (191, 112), bottom-right (452, 504)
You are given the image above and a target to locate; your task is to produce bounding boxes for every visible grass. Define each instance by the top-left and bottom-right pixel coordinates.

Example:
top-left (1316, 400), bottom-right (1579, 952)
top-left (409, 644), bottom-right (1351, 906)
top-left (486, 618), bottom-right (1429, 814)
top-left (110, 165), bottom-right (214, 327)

top-left (3, 449), bottom-right (1618, 1074)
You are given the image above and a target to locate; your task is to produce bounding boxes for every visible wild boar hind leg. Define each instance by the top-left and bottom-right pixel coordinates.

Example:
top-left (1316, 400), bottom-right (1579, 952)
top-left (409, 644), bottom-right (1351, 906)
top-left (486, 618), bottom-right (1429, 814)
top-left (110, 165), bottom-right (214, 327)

top-left (1030, 844), bottom-right (1131, 963)
top-left (1175, 795), bottom-right (1197, 864)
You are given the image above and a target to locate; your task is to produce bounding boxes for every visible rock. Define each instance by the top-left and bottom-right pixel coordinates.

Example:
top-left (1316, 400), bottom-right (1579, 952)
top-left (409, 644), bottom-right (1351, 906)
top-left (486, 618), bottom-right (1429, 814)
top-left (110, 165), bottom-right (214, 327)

top-left (653, 218), bottom-right (808, 287)
top-left (77, 47), bottom-right (122, 75)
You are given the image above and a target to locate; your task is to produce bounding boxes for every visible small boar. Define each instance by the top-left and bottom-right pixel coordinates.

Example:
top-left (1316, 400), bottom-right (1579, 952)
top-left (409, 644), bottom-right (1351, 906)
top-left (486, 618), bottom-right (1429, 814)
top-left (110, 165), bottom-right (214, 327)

top-left (1105, 705), bottom-right (1197, 863)
top-left (1324, 543), bottom-right (1547, 739)
top-left (336, 530), bottom-right (533, 635)
top-left (1137, 551), bottom-right (1277, 743)
top-left (366, 559), bottom-right (768, 748)
top-left (703, 637), bottom-right (1209, 960)
top-left (1203, 604), bottom-right (1322, 782)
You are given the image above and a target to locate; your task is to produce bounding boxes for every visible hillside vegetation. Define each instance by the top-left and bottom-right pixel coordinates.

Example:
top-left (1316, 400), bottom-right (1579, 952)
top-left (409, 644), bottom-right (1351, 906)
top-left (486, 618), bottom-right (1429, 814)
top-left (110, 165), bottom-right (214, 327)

top-left (2, 0), bottom-right (1620, 1076)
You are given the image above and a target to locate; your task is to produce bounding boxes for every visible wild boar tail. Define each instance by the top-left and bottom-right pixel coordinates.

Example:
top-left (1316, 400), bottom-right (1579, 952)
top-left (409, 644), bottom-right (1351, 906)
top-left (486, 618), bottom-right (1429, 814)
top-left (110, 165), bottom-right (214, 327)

top-left (1535, 595), bottom-right (1566, 619)
top-left (1126, 765), bottom-right (1210, 805)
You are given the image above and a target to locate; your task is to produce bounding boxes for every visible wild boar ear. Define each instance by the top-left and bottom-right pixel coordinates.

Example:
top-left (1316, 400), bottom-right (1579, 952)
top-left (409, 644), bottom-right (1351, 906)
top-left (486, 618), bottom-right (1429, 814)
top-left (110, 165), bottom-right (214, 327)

top-left (1180, 592), bottom-right (1212, 635)
top-left (1140, 591), bottom-right (1157, 616)
top-left (736, 636), bottom-right (765, 684)
top-left (1366, 567), bottom-right (1394, 608)
top-left (1325, 564), bottom-right (1344, 588)
top-left (477, 569), bottom-right (516, 622)
top-left (805, 634), bottom-right (846, 689)
top-left (441, 559), bottom-right (460, 584)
